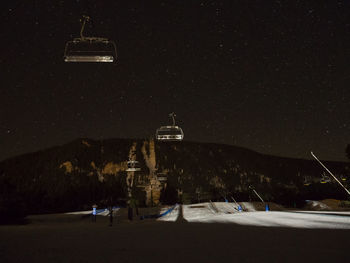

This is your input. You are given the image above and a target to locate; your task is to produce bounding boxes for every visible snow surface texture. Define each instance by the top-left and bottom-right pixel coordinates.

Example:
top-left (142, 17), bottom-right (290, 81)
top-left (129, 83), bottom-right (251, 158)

top-left (158, 202), bottom-right (350, 229)
top-left (66, 207), bottom-right (120, 216)
top-left (306, 200), bottom-right (330, 210)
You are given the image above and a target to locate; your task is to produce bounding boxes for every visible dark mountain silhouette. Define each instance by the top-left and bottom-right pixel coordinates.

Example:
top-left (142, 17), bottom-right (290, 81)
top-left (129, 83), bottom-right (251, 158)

top-left (0, 138), bottom-right (349, 222)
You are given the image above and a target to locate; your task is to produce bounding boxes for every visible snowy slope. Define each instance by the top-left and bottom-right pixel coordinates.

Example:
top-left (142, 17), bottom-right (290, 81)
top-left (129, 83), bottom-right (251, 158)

top-left (239, 202), bottom-right (256, 211)
top-left (66, 207), bottom-right (120, 216)
top-left (158, 204), bottom-right (181, 221)
top-left (157, 202), bottom-right (350, 229)
top-left (64, 202), bottom-right (350, 229)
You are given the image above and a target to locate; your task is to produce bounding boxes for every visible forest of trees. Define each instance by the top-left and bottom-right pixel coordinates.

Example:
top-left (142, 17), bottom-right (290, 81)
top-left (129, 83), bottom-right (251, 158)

top-left (0, 138), bottom-right (349, 224)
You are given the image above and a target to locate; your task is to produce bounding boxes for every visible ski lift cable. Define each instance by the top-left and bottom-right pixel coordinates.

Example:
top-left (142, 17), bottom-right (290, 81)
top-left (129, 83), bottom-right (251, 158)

top-left (311, 151), bottom-right (350, 197)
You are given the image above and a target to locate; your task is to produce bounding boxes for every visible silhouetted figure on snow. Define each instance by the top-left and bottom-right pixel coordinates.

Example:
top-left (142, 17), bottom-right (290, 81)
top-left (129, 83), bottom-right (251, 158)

top-left (109, 206), bottom-right (113, 226)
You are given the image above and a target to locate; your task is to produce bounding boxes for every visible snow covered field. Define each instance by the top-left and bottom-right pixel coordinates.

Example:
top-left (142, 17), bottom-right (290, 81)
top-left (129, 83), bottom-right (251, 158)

top-left (2, 203), bottom-right (350, 262)
top-left (158, 202), bottom-right (350, 229)
top-left (64, 202), bottom-right (350, 229)
top-left (66, 207), bottom-right (120, 216)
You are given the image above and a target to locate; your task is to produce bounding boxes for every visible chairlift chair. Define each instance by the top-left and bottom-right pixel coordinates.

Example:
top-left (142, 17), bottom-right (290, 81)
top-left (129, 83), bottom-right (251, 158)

top-left (156, 112), bottom-right (184, 141)
top-left (64, 15), bottom-right (117, 63)
top-left (320, 173), bottom-right (331, 184)
top-left (126, 160), bottom-right (141, 172)
top-left (303, 176), bottom-right (311, 186)
top-left (156, 173), bottom-right (168, 182)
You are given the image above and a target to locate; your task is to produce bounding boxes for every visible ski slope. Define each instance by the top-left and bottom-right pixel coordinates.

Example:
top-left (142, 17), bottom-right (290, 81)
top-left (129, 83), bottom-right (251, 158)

top-left (158, 202), bottom-right (350, 229)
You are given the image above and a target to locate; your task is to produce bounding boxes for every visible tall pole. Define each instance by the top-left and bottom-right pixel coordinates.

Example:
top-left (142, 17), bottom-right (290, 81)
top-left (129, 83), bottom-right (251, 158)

top-left (231, 196), bottom-right (239, 206)
top-left (311, 151), bottom-right (350, 197)
top-left (249, 185), bottom-right (265, 203)
top-left (252, 189), bottom-right (265, 203)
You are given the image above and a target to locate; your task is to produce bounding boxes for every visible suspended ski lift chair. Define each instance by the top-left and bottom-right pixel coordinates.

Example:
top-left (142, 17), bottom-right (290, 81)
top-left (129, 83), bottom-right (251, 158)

top-left (320, 173), bottom-right (331, 184)
top-left (126, 160), bottom-right (141, 172)
top-left (156, 112), bottom-right (184, 141)
top-left (340, 175), bottom-right (347, 181)
top-left (303, 176), bottom-right (311, 186)
top-left (156, 173), bottom-right (168, 182)
top-left (64, 15), bottom-right (117, 63)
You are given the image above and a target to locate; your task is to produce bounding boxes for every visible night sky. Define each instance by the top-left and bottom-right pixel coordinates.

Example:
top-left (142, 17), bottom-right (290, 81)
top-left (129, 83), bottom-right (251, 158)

top-left (1, 0), bottom-right (349, 162)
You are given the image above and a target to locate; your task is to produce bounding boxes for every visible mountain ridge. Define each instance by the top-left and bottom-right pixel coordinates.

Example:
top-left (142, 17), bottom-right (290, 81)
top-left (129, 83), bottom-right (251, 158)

top-left (1, 137), bottom-right (345, 164)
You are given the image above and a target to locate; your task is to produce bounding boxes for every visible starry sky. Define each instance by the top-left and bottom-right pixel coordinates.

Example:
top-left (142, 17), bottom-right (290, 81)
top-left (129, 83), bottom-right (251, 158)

top-left (1, 0), bottom-right (349, 162)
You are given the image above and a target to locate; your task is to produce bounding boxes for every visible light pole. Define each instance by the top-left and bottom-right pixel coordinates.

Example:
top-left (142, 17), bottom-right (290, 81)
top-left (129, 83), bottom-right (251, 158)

top-left (249, 185), bottom-right (269, 211)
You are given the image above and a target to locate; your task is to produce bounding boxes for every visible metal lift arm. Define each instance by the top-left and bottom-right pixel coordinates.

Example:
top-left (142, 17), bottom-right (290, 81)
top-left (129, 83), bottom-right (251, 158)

top-left (80, 15), bottom-right (90, 40)
top-left (169, 112), bottom-right (176, 126)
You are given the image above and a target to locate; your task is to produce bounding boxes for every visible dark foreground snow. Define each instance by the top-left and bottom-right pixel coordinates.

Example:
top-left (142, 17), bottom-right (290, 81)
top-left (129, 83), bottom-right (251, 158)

top-left (0, 207), bottom-right (349, 263)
